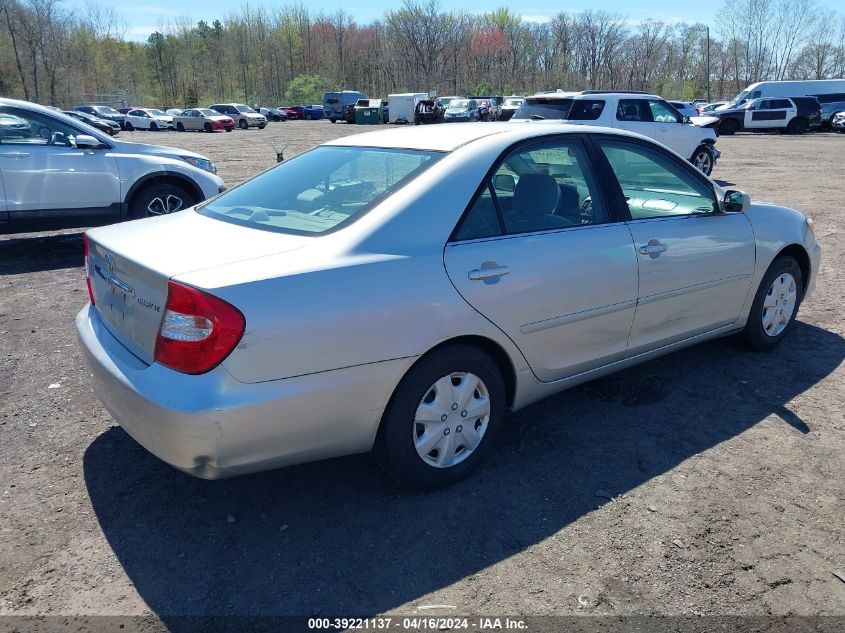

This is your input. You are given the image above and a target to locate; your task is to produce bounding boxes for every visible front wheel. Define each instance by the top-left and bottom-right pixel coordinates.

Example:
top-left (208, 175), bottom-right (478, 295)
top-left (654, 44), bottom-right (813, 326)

top-left (204, 122), bottom-right (213, 133)
top-left (176, 122), bottom-right (185, 132)
top-left (125, 121), bottom-right (134, 131)
top-left (239, 119), bottom-right (248, 130)
top-left (149, 122), bottom-right (158, 131)
top-left (258, 124), bottom-right (266, 129)
top-left (305, 113), bottom-right (313, 120)
top-left (741, 255), bottom-right (804, 351)
top-left (129, 183), bottom-right (193, 219)
top-left (691, 146), bottom-right (713, 176)
top-left (330, 118), bottom-right (337, 124)
top-left (374, 345), bottom-right (506, 489)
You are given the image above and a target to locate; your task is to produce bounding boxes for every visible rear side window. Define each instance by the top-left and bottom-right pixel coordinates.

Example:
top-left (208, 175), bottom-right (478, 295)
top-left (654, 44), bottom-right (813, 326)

top-left (200, 146), bottom-right (444, 235)
top-left (616, 100), bottom-right (651, 122)
top-left (569, 100), bottom-right (605, 120)
top-left (770, 99), bottom-right (791, 109)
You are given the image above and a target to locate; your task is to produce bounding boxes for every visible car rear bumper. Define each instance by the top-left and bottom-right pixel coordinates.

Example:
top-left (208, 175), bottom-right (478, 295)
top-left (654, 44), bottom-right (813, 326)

top-left (76, 305), bottom-right (412, 479)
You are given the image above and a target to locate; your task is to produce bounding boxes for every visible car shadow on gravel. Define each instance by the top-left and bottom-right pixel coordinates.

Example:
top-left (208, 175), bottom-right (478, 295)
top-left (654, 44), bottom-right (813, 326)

top-left (0, 232), bottom-right (83, 274)
top-left (83, 321), bottom-right (844, 625)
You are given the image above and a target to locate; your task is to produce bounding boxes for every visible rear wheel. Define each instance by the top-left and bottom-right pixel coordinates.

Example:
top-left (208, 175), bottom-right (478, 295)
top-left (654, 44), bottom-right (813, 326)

top-left (149, 122), bottom-right (158, 131)
top-left (787, 117), bottom-right (807, 135)
top-left (238, 119), bottom-right (248, 130)
top-left (176, 122), bottom-right (185, 132)
top-left (129, 183), bottom-right (194, 219)
top-left (719, 118), bottom-right (739, 135)
top-left (741, 255), bottom-right (803, 351)
top-left (374, 345), bottom-right (506, 489)
top-left (690, 146), bottom-right (713, 176)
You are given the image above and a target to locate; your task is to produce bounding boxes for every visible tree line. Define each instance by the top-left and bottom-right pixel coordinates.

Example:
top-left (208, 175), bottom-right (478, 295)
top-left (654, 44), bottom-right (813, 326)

top-left (1, 0), bottom-right (844, 109)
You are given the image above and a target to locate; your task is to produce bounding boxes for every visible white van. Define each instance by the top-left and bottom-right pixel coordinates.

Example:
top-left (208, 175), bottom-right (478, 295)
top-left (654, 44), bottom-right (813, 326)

top-left (387, 93), bottom-right (428, 124)
top-left (719, 79), bottom-right (845, 110)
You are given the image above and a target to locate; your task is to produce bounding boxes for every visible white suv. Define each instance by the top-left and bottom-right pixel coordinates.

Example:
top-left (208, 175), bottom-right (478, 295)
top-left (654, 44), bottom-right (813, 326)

top-left (513, 91), bottom-right (720, 175)
top-left (0, 98), bottom-right (224, 233)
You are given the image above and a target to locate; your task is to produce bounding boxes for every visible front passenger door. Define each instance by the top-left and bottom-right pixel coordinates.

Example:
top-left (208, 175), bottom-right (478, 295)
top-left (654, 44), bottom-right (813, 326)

top-left (596, 138), bottom-right (756, 354)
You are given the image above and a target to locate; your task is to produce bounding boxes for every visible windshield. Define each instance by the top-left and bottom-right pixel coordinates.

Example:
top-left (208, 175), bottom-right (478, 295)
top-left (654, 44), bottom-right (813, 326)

top-left (504, 99), bottom-right (524, 107)
top-left (726, 90), bottom-right (749, 108)
top-left (513, 98), bottom-right (573, 120)
top-left (236, 105), bottom-right (255, 113)
top-left (147, 109), bottom-right (165, 116)
top-left (200, 146), bottom-right (444, 235)
top-left (448, 99), bottom-right (469, 109)
top-left (95, 106), bottom-right (120, 115)
top-left (198, 108), bottom-right (216, 116)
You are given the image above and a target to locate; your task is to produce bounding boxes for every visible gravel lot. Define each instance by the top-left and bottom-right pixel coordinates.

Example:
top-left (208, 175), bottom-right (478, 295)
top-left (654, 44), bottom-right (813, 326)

top-left (1, 123), bottom-right (843, 627)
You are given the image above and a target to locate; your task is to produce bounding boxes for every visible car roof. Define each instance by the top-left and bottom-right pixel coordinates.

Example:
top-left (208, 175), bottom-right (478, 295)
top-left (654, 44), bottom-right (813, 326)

top-left (528, 91), bottom-right (661, 100)
top-left (324, 121), bottom-right (647, 152)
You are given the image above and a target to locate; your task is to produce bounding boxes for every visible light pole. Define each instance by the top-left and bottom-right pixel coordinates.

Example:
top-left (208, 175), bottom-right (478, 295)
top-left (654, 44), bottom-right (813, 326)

top-left (706, 26), bottom-right (712, 103)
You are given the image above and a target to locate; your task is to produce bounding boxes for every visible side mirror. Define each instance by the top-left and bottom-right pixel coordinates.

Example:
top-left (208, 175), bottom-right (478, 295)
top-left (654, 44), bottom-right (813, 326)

top-left (492, 174), bottom-right (515, 193)
top-left (724, 190), bottom-right (751, 213)
top-left (682, 116), bottom-right (691, 124)
top-left (75, 134), bottom-right (103, 149)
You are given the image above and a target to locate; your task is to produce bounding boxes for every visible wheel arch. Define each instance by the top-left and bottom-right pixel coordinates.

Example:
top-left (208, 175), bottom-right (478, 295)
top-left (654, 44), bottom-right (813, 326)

top-left (124, 172), bottom-right (204, 216)
top-left (776, 243), bottom-right (811, 293)
top-left (411, 335), bottom-right (518, 411)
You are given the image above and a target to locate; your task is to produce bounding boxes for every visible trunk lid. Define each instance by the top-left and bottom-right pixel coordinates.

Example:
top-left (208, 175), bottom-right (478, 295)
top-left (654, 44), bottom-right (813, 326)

top-left (86, 210), bottom-right (309, 363)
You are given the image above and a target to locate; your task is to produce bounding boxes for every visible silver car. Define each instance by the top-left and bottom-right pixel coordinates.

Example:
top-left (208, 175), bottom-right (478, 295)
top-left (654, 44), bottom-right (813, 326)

top-left (77, 123), bottom-right (821, 489)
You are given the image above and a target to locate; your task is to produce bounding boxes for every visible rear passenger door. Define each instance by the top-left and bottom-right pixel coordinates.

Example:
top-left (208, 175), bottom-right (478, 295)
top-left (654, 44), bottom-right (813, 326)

top-left (444, 136), bottom-right (639, 382)
top-left (612, 99), bottom-right (656, 139)
top-left (745, 99), bottom-right (793, 129)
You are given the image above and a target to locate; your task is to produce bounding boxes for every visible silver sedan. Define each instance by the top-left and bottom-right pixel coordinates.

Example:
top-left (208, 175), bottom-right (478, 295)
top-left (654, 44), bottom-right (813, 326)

top-left (77, 123), bottom-right (821, 489)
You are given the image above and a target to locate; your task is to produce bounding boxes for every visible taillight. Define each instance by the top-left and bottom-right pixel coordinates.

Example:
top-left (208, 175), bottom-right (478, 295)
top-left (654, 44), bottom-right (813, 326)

top-left (154, 280), bottom-right (245, 375)
top-left (83, 232), bottom-right (95, 305)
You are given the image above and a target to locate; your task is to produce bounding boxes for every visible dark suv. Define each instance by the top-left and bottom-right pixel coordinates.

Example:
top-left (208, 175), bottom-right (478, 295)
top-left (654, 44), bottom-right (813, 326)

top-left (812, 92), bottom-right (845, 129)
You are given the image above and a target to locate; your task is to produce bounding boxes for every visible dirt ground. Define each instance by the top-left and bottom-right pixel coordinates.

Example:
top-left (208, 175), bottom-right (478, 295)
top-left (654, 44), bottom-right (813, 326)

top-left (0, 123), bottom-right (843, 629)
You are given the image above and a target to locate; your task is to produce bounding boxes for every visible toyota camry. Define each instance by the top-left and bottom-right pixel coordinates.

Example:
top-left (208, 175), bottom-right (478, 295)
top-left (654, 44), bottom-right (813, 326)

top-left (77, 123), bottom-right (821, 489)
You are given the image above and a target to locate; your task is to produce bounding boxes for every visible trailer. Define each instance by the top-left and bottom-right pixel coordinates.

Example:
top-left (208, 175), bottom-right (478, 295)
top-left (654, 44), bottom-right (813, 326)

top-left (387, 93), bottom-right (428, 124)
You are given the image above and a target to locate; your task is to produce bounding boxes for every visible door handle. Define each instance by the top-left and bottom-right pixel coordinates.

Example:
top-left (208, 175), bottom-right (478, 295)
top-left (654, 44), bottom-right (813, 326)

top-left (639, 241), bottom-right (668, 256)
top-left (0, 152), bottom-right (30, 158)
top-left (468, 265), bottom-right (510, 281)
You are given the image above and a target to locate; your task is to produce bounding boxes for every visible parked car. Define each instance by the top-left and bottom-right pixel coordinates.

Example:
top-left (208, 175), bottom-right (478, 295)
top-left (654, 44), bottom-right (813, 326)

top-left (719, 79), bottom-right (845, 110)
top-left (173, 108), bottom-right (236, 133)
top-left (117, 107), bottom-right (142, 115)
top-left (324, 90), bottom-right (367, 122)
top-left (75, 105), bottom-right (127, 129)
top-left (280, 105), bottom-right (324, 120)
top-left (77, 122), bottom-right (820, 489)
top-left (499, 97), bottom-right (525, 121)
top-left (513, 91), bottom-right (720, 175)
top-left (63, 110), bottom-right (120, 136)
top-left (0, 98), bottom-right (223, 233)
top-left (700, 102), bottom-right (727, 113)
top-left (668, 101), bottom-right (699, 118)
top-left (414, 99), bottom-right (444, 124)
top-left (443, 99), bottom-right (482, 122)
top-left (695, 96), bottom-right (822, 135)
top-left (209, 103), bottom-right (267, 129)
top-left (125, 108), bottom-right (174, 131)
top-left (338, 103), bottom-right (356, 124)
top-left (813, 92), bottom-right (845, 129)
top-left (831, 110), bottom-right (845, 131)
top-left (258, 107), bottom-right (288, 122)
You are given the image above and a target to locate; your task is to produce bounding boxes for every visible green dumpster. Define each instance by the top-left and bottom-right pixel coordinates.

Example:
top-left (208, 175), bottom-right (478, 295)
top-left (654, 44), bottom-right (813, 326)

top-left (355, 99), bottom-right (383, 125)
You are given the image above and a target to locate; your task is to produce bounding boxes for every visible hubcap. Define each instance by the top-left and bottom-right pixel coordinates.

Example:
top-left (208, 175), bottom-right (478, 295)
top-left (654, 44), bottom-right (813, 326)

top-left (694, 152), bottom-right (711, 173)
top-left (146, 194), bottom-right (184, 216)
top-left (413, 372), bottom-right (490, 469)
top-left (761, 273), bottom-right (797, 337)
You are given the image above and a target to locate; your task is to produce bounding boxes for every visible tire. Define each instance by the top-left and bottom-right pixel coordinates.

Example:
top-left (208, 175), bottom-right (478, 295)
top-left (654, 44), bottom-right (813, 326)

top-left (330, 118), bottom-right (337, 123)
top-left (204, 122), bottom-right (213, 133)
top-left (239, 119), bottom-right (248, 130)
top-left (225, 128), bottom-right (232, 132)
top-left (129, 182), bottom-right (194, 219)
top-left (149, 122), bottom-right (158, 131)
top-left (719, 118), bottom-right (739, 135)
top-left (176, 122), bottom-right (185, 132)
top-left (258, 124), bottom-right (266, 129)
top-left (741, 255), bottom-right (804, 351)
top-left (305, 113), bottom-right (313, 120)
top-left (125, 121), bottom-right (134, 131)
top-left (690, 146), bottom-right (714, 176)
top-left (787, 117), bottom-right (807, 135)
top-left (374, 345), bottom-right (506, 489)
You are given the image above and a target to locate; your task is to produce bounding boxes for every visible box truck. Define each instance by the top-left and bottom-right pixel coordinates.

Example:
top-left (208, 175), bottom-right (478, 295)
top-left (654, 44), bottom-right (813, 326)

top-left (387, 93), bottom-right (428, 124)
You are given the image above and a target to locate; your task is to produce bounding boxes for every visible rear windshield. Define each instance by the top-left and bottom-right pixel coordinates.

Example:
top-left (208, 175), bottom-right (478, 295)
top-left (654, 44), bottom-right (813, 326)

top-left (199, 146), bottom-right (444, 235)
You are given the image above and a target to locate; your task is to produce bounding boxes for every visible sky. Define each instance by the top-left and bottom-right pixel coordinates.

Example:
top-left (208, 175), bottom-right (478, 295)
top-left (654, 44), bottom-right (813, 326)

top-left (70, 1), bottom-right (721, 42)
